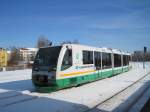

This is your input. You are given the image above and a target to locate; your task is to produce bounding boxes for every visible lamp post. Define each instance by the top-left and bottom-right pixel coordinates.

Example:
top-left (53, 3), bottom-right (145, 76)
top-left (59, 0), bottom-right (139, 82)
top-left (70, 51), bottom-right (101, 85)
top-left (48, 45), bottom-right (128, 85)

top-left (143, 46), bottom-right (147, 69)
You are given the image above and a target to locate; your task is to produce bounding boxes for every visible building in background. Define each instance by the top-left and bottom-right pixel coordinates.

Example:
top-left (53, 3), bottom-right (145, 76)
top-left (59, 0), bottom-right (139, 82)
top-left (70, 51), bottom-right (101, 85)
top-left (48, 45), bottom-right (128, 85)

top-left (19, 48), bottom-right (38, 64)
top-left (7, 50), bottom-right (11, 62)
top-left (132, 49), bottom-right (150, 61)
top-left (0, 48), bottom-right (7, 67)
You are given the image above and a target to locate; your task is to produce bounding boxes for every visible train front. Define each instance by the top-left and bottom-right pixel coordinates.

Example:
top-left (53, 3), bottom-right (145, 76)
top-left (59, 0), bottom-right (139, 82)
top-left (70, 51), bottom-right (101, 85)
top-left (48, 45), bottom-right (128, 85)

top-left (32, 46), bottom-right (61, 92)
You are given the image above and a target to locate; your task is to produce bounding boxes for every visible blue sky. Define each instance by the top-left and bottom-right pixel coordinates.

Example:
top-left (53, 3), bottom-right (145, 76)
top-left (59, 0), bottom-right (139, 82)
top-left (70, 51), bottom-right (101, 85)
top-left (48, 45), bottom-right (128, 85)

top-left (0, 0), bottom-right (150, 52)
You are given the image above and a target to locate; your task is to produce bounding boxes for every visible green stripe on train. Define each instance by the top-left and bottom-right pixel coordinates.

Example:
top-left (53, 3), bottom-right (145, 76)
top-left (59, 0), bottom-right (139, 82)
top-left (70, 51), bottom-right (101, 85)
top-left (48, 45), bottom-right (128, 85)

top-left (35, 66), bottom-right (129, 92)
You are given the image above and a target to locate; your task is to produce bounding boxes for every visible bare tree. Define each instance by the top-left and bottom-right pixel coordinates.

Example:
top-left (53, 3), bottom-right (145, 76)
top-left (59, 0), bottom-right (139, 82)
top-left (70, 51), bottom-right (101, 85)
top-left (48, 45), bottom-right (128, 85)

top-left (132, 50), bottom-right (150, 61)
top-left (8, 46), bottom-right (20, 65)
top-left (37, 35), bottom-right (52, 48)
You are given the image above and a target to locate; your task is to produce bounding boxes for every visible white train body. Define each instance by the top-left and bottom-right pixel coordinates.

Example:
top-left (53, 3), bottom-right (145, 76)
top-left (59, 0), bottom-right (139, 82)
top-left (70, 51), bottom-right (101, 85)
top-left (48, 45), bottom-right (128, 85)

top-left (32, 44), bottom-right (131, 92)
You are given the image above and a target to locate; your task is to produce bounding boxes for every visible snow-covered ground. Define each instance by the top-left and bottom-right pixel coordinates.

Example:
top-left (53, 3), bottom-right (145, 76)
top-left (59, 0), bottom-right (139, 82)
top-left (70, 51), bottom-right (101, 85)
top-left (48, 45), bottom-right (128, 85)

top-left (0, 69), bottom-right (31, 83)
top-left (0, 69), bottom-right (34, 92)
top-left (0, 62), bottom-right (150, 112)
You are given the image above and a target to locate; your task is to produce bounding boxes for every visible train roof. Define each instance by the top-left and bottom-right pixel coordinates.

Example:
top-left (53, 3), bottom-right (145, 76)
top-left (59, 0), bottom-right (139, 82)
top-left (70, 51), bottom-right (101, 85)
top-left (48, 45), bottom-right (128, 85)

top-left (40, 44), bottom-right (130, 55)
top-left (62, 44), bottom-right (130, 55)
top-left (111, 49), bottom-right (122, 54)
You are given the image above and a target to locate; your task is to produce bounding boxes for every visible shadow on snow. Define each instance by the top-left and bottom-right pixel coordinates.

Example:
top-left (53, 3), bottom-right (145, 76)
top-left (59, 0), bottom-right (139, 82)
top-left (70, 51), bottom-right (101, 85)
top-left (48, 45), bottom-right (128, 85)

top-left (0, 79), bottom-right (34, 91)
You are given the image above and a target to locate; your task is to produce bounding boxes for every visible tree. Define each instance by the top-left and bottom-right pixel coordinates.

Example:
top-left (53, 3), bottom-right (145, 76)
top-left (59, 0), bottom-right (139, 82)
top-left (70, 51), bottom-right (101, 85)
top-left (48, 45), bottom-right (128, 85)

top-left (132, 50), bottom-right (150, 61)
top-left (8, 46), bottom-right (20, 65)
top-left (37, 35), bottom-right (52, 48)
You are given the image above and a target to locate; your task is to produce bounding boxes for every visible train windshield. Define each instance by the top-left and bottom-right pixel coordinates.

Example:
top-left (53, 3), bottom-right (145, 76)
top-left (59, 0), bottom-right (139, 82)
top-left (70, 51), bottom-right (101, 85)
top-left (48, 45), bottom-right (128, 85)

top-left (33, 46), bottom-right (61, 71)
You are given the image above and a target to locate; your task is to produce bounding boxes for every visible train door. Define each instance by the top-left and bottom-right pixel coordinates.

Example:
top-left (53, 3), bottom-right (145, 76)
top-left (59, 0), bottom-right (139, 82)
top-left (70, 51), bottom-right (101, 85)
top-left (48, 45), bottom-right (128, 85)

top-left (94, 51), bottom-right (101, 78)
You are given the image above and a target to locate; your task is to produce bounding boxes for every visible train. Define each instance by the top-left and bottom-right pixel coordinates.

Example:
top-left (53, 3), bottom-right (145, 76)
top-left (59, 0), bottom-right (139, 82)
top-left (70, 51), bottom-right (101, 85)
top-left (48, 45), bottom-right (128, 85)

top-left (32, 44), bottom-right (131, 92)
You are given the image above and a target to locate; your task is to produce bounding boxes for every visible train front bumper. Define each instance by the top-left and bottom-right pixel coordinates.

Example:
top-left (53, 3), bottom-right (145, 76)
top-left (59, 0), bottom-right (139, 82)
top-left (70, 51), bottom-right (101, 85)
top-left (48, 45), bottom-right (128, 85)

top-left (32, 74), bottom-right (56, 87)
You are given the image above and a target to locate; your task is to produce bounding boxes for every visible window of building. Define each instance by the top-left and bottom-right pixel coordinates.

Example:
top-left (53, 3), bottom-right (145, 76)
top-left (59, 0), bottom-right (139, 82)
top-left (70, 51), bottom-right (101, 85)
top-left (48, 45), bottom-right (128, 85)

top-left (102, 53), bottom-right (112, 69)
top-left (83, 50), bottom-right (93, 64)
top-left (94, 51), bottom-right (101, 69)
top-left (61, 49), bottom-right (72, 71)
top-left (114, 54), bottom-right (121, 67)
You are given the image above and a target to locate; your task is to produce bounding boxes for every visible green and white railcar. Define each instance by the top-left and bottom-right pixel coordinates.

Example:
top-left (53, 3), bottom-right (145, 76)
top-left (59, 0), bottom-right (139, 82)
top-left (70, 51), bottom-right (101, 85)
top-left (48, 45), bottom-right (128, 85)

top-left (32, 44), bottom-right (131, 92)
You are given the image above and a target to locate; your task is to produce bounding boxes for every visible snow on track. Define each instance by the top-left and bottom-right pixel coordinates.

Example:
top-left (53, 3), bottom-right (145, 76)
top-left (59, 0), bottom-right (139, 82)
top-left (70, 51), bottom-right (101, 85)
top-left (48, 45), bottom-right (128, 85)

top-left (0, 62), bottom-right (150, 112)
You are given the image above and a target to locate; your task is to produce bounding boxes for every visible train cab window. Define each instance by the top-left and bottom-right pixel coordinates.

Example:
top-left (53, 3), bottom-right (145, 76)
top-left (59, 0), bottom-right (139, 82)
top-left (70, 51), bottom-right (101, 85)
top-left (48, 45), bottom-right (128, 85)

top-left (102, 53), bottom-right (112, 69)
top-left (61, 49), bottom-right (72, 71)
top-left (123, 55), bottom-right (128, 66)
top-left (83, 50), bottom-right (93, 64)
top-left (114, 54), bottom-right (121, 67)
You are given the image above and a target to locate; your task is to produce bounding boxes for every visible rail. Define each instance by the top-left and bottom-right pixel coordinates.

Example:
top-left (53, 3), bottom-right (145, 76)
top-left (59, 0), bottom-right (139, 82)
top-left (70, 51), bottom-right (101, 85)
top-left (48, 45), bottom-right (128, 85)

top-left (85, 71), bottom-right (150, 112)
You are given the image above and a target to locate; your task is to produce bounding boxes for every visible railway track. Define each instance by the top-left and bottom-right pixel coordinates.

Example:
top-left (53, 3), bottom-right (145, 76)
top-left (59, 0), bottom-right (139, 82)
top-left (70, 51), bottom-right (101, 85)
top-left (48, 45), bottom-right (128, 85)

top-left (85, 72), bottom-right (150, 112)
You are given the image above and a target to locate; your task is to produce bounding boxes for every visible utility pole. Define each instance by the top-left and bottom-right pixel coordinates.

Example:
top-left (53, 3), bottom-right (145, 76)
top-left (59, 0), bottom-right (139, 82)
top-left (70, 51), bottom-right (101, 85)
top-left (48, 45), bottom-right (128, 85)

top-left (143, 46), bottom-right (147, 69)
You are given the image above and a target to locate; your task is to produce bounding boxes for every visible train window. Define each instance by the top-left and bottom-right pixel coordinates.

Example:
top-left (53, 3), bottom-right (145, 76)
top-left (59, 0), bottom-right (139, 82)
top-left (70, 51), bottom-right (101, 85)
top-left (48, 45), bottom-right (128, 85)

top-left (61, 49), bottom-right (72, 71)
top-left (123, 55), bottom-right (128, 66)
top-left (127, 56), bottom-right (130, 65)
top-left (94, 51), bottom-right (101, 69)
top-left (34, 46), bottom-right (61, 71)
top-left (102, 53), bottom-right (112, 69)
top-left (114, 54), bottom-right (121, 67)
top-left (83, 50), bottom-right (93, 64)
